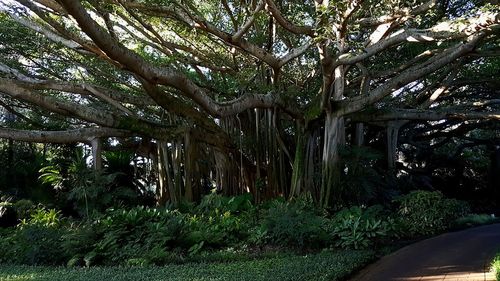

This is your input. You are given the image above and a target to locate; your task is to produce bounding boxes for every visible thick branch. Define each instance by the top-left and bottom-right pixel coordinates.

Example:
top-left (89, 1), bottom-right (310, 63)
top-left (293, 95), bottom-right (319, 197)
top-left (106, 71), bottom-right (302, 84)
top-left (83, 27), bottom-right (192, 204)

top-left (264, 0), bottom-right (314, 36)
top-left (351, 108), bottom-right (500, 122)
top-left (233, 2), bottom-right (265, 40)
top-left (336, 12), bottom-right (499, 68)
top-left (58, 0), bottom-right (299, 118)
top-left (278, 41), bottom-right (313, 67)
top-left (357, 0), bottom-right (438, 27)
top-left (0, 78), bottom-right (176, 138)
top-left (0, 78), bottom-right (120, 127)
top-left (337, 32), bottom-right (488, 115)
top-left (0, 127), bottom-right (131, 143)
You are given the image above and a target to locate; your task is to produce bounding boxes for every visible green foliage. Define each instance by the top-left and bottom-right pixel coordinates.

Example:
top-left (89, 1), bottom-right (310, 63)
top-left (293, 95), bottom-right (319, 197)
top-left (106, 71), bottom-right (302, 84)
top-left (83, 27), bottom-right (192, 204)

top-left (0, 142), bottom-right (52, 203)
top-left (329, 206), bottom-right (394, 249)
top-left (179, 193), bottom-right (257, 249)
top-left (493, 252), bottom-right (500, 281)
top-left (453, 214), bottom-right (499, 228)
top-left (262, 201), bottom-right (328, 247)
top-left (0, 193), bottom-right (261, 267)
top-left (0, 250), bottom-right (375, 281)
top-left (12, 199), bottom-right (36, 220)
top-left (62, 224), bottom-right (100, 267)
top-left (84, 207), bottom-right (188, 266)
top-left (186, 210), bottom-right (249, 249)
top-left (0, 207), bottom-right (67, 265)
top-left (196, 192), bottom-right (254, 215)
top-left (65, 202), bottom-right (255, 266)
top-left (338, 146), bottom-right (385, 205)
top-left (0, 192), bottom-right (474, 269)
top-left (395, 190), bottom-right (470, 236)
top-left (38, 166), bottom-right (64, 190)
top-left (39, 149), bottom-right (138, 217)
top-left (22, 208), bottom-right (61, 227)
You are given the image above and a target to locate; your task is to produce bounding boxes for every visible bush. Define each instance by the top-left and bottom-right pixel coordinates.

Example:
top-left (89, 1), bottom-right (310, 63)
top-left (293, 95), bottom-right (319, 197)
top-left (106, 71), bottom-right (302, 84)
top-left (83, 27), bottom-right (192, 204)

top-left (25, 208), bottom-right (61, 227)
top-left (453, 214), bottom-right (498, 228)
top-left (84, 207), bottom-right (189, 265)
top-left (196, 192), bottom-right (254, 215)
top-left (0, 208), bottom-right (68, 265)
top-left (186, 209), bottom-right (251, 250)
top-left (492, 253), bottom-right (500, 281)
top-left (329, 206), bottom-right (394, 249)
top-left (395, 190), bottom-right (470, 236)
top-left (0, 198), bottom-right (262, 267)
top-left (262, 201), bottom-right (328, 247)
top-left (186, 193), bottom-right (257, 249)
top-left (0, 195), bottom-right (414, 267)
top-left (13, 199), bottom-right (36, 220)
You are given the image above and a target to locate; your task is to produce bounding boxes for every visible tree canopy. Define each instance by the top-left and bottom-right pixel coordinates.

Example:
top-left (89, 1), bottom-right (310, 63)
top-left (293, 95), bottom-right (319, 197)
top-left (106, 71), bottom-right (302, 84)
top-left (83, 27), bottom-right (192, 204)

top-left (0, 0), bottom-right (498, 207)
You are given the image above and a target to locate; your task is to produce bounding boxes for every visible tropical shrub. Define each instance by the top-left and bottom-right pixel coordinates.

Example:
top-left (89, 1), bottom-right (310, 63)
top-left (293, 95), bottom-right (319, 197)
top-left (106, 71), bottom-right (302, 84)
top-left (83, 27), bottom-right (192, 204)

top-left (12, 199), bottom-right (36, 220)
top-left (39, 149), bottom-right (141, 217)
top-left (83, 207), bottom-right (188, 266)
top-left (395, 190), bottom-right (470, 236)
top-left (453, 213), bottom-right (498, 228)
top-left (329, 206), bottom-right (394, 249)
top-left (0, 193), bottom-right (263, 267)
top-left (262, 201), bottom-right (328, 247)
top-left (196, 192), bottom-right (254, 215)
top-left (0, 207), bottom-right (67, 265)
top-left (186, 210), bottom-right (250, 250)
top-left (492, 252), bottom-right (500, 281)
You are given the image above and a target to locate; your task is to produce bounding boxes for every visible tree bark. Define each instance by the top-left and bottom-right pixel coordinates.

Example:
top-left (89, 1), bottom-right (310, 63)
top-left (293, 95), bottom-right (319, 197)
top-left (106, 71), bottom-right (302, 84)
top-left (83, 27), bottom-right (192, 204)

top-left (386, 123), bottom-right (400, 171)
top-left (354, 123), bottom-right (365, 146)
top-left (320, 64), bottom-right (346, 207)
top-left (156, 141), bottom-right (169, 206)
top-left (290, 124), bottom-right (306, 199)
top-left (321, 112), bottom-right (345, 207)
top-left (90, 137), bottom-right (103, 171)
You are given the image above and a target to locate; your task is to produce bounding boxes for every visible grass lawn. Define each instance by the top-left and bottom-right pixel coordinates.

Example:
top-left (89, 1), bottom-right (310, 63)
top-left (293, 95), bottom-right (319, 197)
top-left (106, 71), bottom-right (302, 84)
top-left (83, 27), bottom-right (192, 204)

top-left (0, 250), bottom-right (374, 281)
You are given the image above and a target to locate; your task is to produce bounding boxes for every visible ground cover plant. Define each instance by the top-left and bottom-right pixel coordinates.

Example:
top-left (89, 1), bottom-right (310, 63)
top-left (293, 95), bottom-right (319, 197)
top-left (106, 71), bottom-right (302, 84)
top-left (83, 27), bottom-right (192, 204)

top-left (0, 250), bottom-right (374, 281)
top-left (493, 253), bottom-right (500, 281)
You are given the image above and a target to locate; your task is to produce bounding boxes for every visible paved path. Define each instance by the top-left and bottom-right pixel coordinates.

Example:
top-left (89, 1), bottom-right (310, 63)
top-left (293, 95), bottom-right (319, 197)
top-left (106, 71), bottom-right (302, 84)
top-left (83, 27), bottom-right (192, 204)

top-left (350, 224), bottom-right (500, 281)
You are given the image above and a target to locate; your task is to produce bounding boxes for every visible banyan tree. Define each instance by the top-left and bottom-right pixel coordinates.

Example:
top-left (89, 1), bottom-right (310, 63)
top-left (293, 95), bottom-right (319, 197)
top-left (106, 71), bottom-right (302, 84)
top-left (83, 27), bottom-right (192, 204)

top-left (0, 0), bottom-right (498, 207)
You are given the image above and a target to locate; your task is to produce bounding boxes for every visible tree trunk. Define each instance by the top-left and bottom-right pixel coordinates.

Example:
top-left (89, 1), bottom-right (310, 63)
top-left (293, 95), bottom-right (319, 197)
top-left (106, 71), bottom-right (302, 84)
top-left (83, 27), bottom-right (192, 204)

top-left (156, 142), bottom-right (168, 205)
top-left (172, 141), bottom-right (183, 199)
top-left (156, 140), bottom-right (179, 206)
top-left (320, 65), bottom-right (346, 207)
top-left (290, 123), bottom-right (306, 199)
top-left (184, 131), bottom-right (194, 201)
top-left (90, 137), bottom-right (102, 171)
top-left (386, 123), bottom-right (400, 171)
top-left (320, 112), bottom-right (345, 207)
top-left (354, 123), bottom-right (364, 146)
top-left (255, 108), bottom-right (262, 202)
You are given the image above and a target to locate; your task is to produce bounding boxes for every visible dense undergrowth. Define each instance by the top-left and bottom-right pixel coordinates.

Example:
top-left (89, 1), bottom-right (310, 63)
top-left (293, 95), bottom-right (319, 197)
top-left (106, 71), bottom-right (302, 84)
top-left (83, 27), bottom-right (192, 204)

top-left (0, 190), bottom-right (477, 269)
